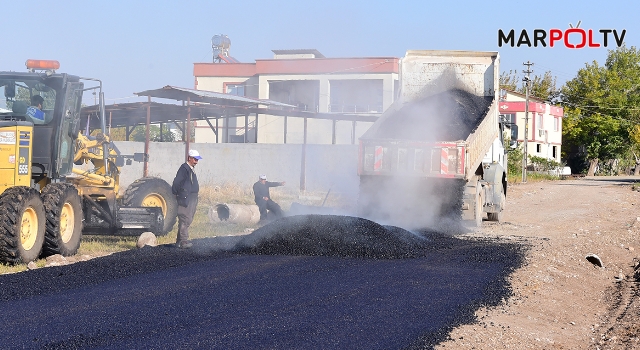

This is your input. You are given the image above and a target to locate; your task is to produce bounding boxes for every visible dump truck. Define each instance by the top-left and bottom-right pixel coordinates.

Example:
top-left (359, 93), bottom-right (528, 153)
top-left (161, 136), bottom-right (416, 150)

top-left (0, 60), bottom-right (178, 264)
top-left (357, 50), bottom-right (516, 229)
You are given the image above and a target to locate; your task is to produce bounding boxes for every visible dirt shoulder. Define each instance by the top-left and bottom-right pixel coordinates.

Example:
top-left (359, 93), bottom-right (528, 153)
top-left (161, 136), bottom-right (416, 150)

top-left (437, 177), bottom-right (640, 349)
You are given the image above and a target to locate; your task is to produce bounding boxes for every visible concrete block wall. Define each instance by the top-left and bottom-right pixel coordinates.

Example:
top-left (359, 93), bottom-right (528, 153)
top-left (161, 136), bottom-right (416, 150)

top-left (112, 142), bottom-right (360, 197)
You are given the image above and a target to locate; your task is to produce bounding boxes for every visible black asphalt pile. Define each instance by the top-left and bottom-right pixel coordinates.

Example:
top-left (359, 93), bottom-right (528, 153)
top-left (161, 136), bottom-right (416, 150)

top-left (234, 214), bottom-right (430, 258)
top-left (374, 89), bottom-right (492, 141)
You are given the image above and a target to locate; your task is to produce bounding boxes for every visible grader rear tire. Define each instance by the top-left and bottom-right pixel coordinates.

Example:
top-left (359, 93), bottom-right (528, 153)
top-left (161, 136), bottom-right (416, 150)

top-left (0, 187), bottom-right (46, 264)
top-left (41, 183), bottom-right (83, 257)
top-left (122, 177), bottom-right (178, 236)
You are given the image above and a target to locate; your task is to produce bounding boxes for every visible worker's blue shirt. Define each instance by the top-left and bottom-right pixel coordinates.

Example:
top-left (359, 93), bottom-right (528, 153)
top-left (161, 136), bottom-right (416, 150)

top-left (25, 106), bottom-right (45, 122)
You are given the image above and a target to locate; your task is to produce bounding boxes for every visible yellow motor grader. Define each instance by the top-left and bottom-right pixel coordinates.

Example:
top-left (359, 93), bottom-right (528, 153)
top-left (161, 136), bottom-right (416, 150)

top-left (0, 60), bottom-right (178, 264)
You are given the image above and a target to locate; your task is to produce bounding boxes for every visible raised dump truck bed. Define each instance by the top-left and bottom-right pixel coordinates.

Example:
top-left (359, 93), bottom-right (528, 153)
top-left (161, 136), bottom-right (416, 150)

top-left (357, 50), bottom-right (508, 228)
top-left (359, 50), bottom-right (500, 181)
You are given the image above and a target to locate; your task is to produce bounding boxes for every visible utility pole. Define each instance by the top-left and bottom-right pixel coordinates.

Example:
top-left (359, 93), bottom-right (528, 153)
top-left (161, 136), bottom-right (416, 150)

top-left (522, 61), bottom-right (534, 183)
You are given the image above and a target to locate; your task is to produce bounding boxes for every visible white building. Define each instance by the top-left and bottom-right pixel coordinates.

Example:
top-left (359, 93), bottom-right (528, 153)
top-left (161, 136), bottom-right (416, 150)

top-left (193, 49), bottom-right (399, 144)
top-left (499, 90), bottom-right (564, 163)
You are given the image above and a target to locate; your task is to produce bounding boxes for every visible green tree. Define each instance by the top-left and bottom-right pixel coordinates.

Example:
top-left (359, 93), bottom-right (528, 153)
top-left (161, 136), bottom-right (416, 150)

top-left (499, 70), bottom-right (558, 102)
top-left (507, 143), bottom-right (523, 177)
top-left (528, 71), bottom-right (558, 103)
top-left (105, 126), bottom-right (175, 142)
top-left (108, 127), bottom-right (127, 141)
top-left (562, 108), bottom-right (628, 175)
top-left (528, 155), bottom-right (560, 172)
top-left (130, 125), bottom-right (178, 142)
top-left (561, 46), bottom-right (640, 175)
top-left (499, 70), bottom-right (519, 92)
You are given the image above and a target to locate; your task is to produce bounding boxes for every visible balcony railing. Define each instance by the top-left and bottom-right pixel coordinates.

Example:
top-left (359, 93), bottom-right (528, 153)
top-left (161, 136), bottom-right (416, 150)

top-left (329, 104), bottom-right (383, 113)
top-left (295, 104), bottom-right (319, 112)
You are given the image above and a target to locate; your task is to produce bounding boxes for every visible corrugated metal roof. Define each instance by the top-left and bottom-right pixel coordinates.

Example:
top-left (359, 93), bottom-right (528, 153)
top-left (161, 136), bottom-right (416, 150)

top-left (80, 101), bottom-right (378, 131)
top-left (134, 85), bottom-right (296, 108)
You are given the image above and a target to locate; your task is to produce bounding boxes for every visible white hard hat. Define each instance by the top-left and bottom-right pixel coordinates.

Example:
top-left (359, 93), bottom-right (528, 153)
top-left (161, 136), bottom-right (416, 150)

top-left (188, 150), bottom-right (202, 160)
top-left (259, 174), bottom-right (267, 180)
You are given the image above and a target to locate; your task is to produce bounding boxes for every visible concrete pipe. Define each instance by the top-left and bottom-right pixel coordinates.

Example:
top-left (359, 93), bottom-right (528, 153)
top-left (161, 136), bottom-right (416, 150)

top-left (208, 203), bottom-right (261, 224)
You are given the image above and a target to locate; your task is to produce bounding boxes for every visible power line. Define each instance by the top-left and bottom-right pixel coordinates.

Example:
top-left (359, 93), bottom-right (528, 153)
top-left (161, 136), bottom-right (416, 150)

top-left (561, 101), bottom-right (640, 123)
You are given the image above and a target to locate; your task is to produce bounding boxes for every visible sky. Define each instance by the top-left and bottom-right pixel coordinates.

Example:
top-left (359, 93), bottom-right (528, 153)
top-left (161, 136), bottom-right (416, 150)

top-left (2, 0), bottom-right (637, 104)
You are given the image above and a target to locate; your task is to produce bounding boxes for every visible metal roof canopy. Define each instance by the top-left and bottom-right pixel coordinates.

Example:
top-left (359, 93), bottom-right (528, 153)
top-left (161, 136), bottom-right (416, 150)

top-left (81, 102), bottom-right (378, 129)
top-left (135, 85), bottom-right (296, 108)
top-left (81, 85), bottom-right (298, 135)
top-left (80, 84), bottom-right (378, 129)
top-left (79, 85), bottom-right (379, 183)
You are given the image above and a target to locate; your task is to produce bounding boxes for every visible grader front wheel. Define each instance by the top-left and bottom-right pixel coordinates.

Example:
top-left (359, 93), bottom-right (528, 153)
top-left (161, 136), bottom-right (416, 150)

top-left (0, 187), bottom-right (46, 264)
top-left (41, 183), bottom-right (84, 257)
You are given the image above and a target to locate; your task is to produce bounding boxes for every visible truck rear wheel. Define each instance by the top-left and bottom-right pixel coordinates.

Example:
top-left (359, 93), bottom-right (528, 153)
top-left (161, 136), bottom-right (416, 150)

top-left (487, 186), bottom-right (505, 222)
top-left (0, 187), bottom-right (46, 264)
top-left (122, 177), bottom-right (177, 236)
top-left (41, 183), bottom-right (83, 257)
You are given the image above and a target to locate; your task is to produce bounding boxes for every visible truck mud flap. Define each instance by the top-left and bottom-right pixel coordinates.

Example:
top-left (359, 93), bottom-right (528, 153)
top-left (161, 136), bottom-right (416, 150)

top-left (482, 163), bottom-right (506, 216)
top-left (462, 180), bottom-right (484, 227)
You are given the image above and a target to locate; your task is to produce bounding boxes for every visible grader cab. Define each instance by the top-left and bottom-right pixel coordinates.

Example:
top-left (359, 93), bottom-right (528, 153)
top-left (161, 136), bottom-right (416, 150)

top-left (0, 60), bottom-right (178, 264)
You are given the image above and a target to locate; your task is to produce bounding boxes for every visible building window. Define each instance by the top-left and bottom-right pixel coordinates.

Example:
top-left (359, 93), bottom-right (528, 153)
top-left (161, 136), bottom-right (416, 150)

top-left (329, 79), bottom-right (383, 113)
top-left (552, 146), bottom-right (557, 159)
top-left (536, 113), bottom-right (543, 130)
top-left (268, 80), bottom-right (319, 112)
top-left (536, 144), bottom-right (542, 153)
top-left (226, 84), bottom-right (245, 96)
top-left (502, 113), bottom-right (516, 124)
top-left (554, 117), bottom-right (560, 132)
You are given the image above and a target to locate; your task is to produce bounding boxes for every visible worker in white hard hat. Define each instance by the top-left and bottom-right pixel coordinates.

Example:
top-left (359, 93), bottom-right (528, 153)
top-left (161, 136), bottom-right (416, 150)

top-left (253, 174), bottom-right (285, 222)
top-left (171, 149), bottom-right (202, 248)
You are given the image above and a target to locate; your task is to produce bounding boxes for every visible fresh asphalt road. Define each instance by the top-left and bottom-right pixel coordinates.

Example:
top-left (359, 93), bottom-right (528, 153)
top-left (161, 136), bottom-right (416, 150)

top-left (0, 230), bottom-right (524, 349)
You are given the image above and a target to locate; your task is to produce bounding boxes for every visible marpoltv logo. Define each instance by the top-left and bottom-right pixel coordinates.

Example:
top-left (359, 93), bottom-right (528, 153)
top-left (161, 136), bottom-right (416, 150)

top-left (498, 21), bottom-right (626, 48)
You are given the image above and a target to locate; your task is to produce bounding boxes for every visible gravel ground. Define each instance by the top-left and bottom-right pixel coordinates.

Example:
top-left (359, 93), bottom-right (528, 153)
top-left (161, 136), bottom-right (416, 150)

top-left (2, 176), bottom-right (638, 349)
top-left (0, 215), bottom-right (525, 349)
top-left (437, 176), bottom-right (640, 349)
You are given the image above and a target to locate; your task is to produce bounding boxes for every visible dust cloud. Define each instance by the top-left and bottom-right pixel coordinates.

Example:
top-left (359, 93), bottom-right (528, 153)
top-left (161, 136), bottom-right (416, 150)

top-left (250, 73), bottom-right (493, 238)
top-left (355, 86), bottom-right (492, 232)
top-left (284, 87), bottom-right (491, 233)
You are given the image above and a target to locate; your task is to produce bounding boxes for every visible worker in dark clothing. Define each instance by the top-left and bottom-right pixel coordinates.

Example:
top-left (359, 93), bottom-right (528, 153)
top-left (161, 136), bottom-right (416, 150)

top-left (171, 149), bottom-right (202, 249)
top-left (253, 174), bottom-right (285, 222)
